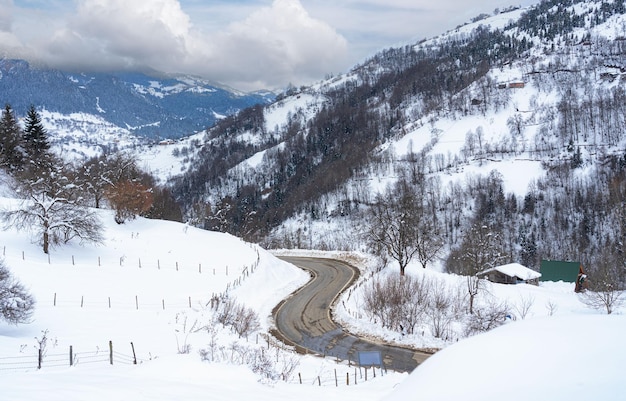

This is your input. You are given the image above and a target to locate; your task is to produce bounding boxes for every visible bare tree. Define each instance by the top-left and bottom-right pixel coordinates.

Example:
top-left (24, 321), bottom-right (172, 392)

top-left (447, 222), bottom-right (507, 314)
top-left (464, 300), bottom-right (510, 336)
top-left (105, 180), bottom-right (153, 224)
top-left (579, 255), bottom-right (625, 314)
top-left (0, 259), bottom-right (35, 324)
top-left (2, 163), bottom-right (103, 253)
top-left (79, 151), bottom-right (148, 209)
top-left (513, 293), bottom-right (535, 319)
top-left (362, 273), bottom-right (433, 334)
top-left (366, 179), bottom-right (442, 275)
top-left (367, 191), bottom-right (419, 276)
top-left (545, 299), bottom-right (558, 316)
top-left (428, 278), bottom-right (453, 339)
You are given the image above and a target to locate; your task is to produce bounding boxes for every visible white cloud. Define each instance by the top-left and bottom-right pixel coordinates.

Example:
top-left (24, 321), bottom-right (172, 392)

top-left (0, 0), bottom-right (13, 32)
top-left (38, 0), bottom-right (191, 71)
top-left (2, 0), bottom-right (538, 91)
top-left (3, 0), bottom-right (348, 91)
top-left (196, 0), bottom-right (348, 90)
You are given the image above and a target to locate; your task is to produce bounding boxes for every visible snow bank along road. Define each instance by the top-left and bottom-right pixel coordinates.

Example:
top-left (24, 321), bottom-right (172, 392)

top-left (272, 256), bottom-right (431, 373)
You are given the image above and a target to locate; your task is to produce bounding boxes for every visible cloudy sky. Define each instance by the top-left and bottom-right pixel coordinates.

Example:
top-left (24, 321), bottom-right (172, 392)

top-left (1, 0), bottom-right (538, 91)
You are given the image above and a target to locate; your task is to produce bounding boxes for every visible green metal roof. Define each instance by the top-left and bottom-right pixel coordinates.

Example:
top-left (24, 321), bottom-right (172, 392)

top-left (540, 260), bottom-right (581, 282)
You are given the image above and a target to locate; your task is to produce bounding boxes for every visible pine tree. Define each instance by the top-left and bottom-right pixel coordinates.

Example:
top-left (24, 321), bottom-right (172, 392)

top-left (0, 104), bottom-right (24, 171)
top-left (22, 105), bottom-right (51, 174)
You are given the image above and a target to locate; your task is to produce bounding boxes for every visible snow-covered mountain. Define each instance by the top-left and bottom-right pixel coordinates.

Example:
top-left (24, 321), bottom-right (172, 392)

top-left (0, 59), bottom-right (274, 142)
top-left (5, 0), bottom-right (626, 274)
top-left (157, 0), bottom-right (626, 274)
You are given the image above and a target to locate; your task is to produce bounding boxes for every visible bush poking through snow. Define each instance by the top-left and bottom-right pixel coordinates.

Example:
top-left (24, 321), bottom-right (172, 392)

top-left (464, 301), bottom-right (510, 337)
top-left (0, 259), bottom-right (35, 325)
top-left (210, 294), bottom-right (260, 339)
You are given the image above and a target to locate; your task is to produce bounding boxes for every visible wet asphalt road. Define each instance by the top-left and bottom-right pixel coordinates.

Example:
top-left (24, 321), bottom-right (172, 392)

top-left (272, 256), bottom-right (431, 373)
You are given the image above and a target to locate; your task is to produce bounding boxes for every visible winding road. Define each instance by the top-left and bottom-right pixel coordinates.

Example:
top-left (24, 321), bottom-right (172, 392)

top-left (271, 256), bottom-right (432, 373)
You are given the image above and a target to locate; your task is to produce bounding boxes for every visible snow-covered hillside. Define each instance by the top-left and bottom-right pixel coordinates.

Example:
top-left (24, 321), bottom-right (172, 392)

top-left (0, 200), bottom-right (623, 400)
top-left (0, 201), bottom-right (405, 400)
top-left (3, 1), bottom-right (626, 398)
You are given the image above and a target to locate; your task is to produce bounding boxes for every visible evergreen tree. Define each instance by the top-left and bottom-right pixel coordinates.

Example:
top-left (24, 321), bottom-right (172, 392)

top-left (0, 104), bottom-right (24, 171)
top-left (22, 105), bottom-right (51, 173)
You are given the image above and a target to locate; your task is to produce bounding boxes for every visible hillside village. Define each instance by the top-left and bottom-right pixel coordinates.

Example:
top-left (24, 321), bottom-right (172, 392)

top-left (0, 0), bottom-right (625, 400)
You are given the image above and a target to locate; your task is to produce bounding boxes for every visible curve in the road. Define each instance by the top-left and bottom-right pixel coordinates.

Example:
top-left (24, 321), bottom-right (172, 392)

top-left (272, 256), bottom-right (432, 373)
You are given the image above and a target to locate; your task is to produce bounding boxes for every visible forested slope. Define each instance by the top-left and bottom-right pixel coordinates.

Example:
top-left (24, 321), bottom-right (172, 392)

top-left (170, 0), bottom-right (626, 278)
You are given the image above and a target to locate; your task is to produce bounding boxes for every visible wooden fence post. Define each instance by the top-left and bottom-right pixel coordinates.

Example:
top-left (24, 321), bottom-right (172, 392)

top-left (131, 342), bottom-right (137, 365)
top-left (53, 293), bottom-right (56, 307)
top-left (346, 372), bottom-right (349, 386)
top-left (335, 369), bottom-right (338, 387)
top-left (38, 348), bottom-right (42, 369)
top-left (109, 341), bottom-right (113, 365)
top-left (69, 345), bottom-right (73, 366)
top-left (81, 296), bottom-right (84, 308)
top-left (298, 372), bottom-right (302, 384)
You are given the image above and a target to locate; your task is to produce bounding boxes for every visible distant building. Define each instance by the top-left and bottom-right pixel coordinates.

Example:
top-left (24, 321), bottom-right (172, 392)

top-left (508, 81), bottom-right (525, 89)
top-left (540, 260), bottom-right (587, 292)
top-left (477, 263), bottom-right (541, 285)
top-left (497, 81), bottom-right (525, 89)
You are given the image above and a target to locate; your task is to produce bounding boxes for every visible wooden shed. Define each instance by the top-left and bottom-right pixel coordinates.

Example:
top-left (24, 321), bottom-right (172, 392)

top-left (477, 263), bottom-right (541, 285)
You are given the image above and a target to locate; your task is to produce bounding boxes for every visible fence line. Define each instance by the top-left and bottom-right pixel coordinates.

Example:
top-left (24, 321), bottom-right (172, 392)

top-left (283, 364), bottom-right (386, 387)
top-left (1, 244), bottom-right (261, 278)
top-left (50, 293), bottom-right (218, 311)
top-left (3, 244), bottom-right (261, 299)
top-left (0, 341), bottom-right (145, 374)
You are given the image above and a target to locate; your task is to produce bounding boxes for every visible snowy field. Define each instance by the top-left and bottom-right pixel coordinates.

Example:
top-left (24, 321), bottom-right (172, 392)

top-left (0, 203), bottom-right (623, 400)
top-left (0, 203), bottom-right (406, 401)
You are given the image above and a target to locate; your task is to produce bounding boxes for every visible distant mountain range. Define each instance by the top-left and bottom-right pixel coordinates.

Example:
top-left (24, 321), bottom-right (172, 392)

top-left (0, 59), bottom-right (274, 139)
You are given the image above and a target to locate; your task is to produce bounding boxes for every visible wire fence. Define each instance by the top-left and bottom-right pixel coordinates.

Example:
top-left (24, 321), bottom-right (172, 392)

top-left (49, 293), bottom-right (218, 311)
top-left (0, 341), bottom-right (146, 374)
top-left (3, 243), bottom-right (262, 311)
top-left (0, 338), bottom-right (388, 387)
top-left (2, 244), bottom-right (260, 278)
top-left (285, 365), bottom-right (388, 387)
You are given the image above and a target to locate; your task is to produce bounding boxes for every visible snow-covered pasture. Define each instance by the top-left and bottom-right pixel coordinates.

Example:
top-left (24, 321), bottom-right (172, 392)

top-left (0, 202), bottom-right (623, 400)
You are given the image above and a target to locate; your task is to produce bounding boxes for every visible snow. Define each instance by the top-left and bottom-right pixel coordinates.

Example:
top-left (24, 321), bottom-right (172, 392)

top-left (0, 201), bottom-right (405, 401)
top-left (3, 3), bottom-right (626, 400)
top-left (384, 314), bottom-right (626, 401)
top-left (0, 169), bottom-right (623, 401)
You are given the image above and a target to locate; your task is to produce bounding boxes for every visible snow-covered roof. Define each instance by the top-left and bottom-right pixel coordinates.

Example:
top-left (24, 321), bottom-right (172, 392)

top-left (479, 263), bottom-right (541, 281)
